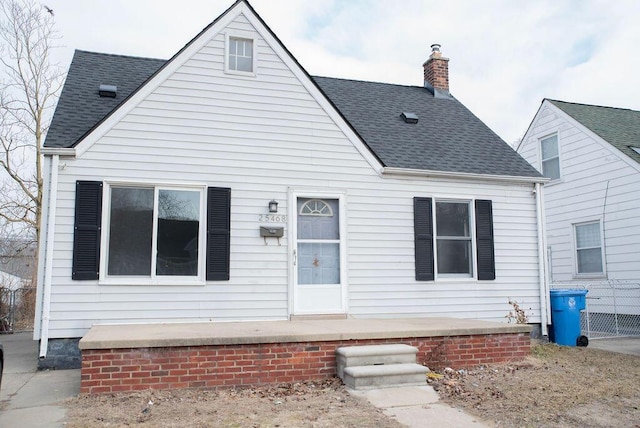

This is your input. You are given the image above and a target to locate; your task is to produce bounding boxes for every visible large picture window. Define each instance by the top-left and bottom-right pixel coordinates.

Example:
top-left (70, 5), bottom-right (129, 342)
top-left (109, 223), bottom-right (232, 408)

top-left (574, 221), bottom-right (604, 275)
top-left (107, 186), bottom-right (203, 278)
top-left (72, 181), bottom-right (231, 282)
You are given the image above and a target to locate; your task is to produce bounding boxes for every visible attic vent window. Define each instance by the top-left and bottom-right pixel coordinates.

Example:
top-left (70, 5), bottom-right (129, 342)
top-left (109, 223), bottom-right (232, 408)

top-left (99, 84), bottom-right (117, 98)
top-left (401, 112), bottom-right (419, 124)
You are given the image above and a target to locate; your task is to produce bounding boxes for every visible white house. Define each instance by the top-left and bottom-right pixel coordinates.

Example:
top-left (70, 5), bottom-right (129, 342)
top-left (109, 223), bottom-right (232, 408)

top-left (518, 99), bottom-right (640, 333)
top-left (1, 269), bottom-right (27, 292)
top-left (36, 0), bottom-right (547, 368)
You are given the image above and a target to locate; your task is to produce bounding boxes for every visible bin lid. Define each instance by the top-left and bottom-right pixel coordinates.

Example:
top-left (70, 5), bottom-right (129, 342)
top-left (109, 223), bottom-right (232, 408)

top-left (550, 289), bottom-right (588, 296)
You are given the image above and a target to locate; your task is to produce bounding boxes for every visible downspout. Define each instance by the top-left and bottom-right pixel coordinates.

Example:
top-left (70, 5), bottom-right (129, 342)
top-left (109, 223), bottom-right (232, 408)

top-left (535, 182), bottom-right (550, 336)
top-left (39, 154), bottom-right (59, 359)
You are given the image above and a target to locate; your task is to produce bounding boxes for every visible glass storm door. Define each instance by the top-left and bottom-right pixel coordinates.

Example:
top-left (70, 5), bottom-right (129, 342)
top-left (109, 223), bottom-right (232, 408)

top-left (292, 197), bottom-right (345, 314)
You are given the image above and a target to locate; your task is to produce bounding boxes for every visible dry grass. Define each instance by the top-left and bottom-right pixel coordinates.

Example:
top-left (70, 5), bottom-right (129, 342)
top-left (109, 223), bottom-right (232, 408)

top-left (65, 344), bottom-right (640, 428)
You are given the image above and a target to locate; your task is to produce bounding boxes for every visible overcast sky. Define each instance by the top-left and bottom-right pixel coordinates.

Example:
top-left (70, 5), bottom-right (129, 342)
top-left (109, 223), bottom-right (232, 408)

top-left (45, 0), bottom-right (640, 145)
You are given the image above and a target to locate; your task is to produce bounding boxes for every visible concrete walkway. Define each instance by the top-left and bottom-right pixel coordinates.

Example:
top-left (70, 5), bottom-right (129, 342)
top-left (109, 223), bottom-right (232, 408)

top-left (589, 336), bottom-right (640, 356)
top-left (350, 385), bottom-right (490, 427)
top-left (0, 332), bottom-right (80, 428)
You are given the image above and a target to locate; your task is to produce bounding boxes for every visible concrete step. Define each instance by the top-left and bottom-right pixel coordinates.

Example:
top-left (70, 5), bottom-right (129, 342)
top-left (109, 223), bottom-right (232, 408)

top-left (336, 344), bottom-right (418, 378)
top-left (342, 363), bottom-right (429, 390)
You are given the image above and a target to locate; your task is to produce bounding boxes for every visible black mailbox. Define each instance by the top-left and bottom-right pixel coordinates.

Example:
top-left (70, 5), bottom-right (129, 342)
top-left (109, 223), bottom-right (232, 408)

top-left (260, 226), bottom-right (284, 238)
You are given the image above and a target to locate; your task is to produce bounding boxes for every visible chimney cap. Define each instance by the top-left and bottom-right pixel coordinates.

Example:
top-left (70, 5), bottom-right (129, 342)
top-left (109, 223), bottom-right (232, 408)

top-left (430, 43), bottom-right (441, 53)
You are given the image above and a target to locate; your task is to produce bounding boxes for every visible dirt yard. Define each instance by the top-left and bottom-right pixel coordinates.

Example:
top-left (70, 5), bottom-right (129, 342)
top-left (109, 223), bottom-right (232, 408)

top-left (65, 343), bottom-right (640, 427)
top-left (431, 343), bottom-right (640, 427)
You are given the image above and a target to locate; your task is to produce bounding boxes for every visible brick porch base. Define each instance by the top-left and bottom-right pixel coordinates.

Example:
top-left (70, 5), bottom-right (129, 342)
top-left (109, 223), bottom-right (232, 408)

top-left (81, 331), bottom-right (531, 394)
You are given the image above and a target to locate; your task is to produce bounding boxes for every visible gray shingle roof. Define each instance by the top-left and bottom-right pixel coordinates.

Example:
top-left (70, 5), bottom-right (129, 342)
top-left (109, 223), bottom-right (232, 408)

top-left (314, 77), bottom-right (540, 176)
top-left (45, 50), bottom-right (165, 148)
top-left (548, 99), bottom-right (640, 165)
top-left (45, 50), bottom-right (541, 178)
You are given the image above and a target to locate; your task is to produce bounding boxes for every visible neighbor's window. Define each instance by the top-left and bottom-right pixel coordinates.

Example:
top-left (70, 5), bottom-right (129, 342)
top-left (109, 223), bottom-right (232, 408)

top-left (574, 221), bottom-right (604, 274)
top-left (228, 37), bottom-right (254, 73)
top-left (436, 201), bottom-right (473, 276)
top-left (107, 186), bottom-right (203, 277)
top-left (540, 134), bottom-right (560, 180)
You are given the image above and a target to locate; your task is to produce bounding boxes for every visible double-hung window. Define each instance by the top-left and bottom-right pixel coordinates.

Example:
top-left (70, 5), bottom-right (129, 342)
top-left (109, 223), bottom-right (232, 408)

top-left (540, 134), bottom-right (560, 180)
top-left (574, 221), bottom-right (604, 275)
top-left (414, 198), bottom-right (495, 281)
top-left (435, 201), bottom-right (473, 276)
top-left (107, 186), bottom-right (203, 278)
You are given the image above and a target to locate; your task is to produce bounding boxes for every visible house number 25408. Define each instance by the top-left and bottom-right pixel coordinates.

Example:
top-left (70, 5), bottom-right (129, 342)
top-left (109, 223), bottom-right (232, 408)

top-left (259, 214), bottom-right (287, 223)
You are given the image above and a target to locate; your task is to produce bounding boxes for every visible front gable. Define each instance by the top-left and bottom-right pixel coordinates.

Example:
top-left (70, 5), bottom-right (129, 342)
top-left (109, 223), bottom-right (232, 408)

top-left (68, 0), bottom-right (382, 173)
top-left (519, 99), bottom-right (640, 179)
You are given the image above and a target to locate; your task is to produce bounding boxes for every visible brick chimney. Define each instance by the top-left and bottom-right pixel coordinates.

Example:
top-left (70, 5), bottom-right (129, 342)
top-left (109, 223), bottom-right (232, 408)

top-left (423, 44), bottom-right (450, 98)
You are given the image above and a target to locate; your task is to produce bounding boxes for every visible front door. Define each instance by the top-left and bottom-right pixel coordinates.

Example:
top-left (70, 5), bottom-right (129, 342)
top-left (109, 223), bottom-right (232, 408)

top-left (291, 193), bottom-right (346, 314)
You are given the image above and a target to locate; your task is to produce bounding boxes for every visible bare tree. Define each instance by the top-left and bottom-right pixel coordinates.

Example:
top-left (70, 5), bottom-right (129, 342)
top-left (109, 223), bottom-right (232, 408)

top-left (0, 0), bottom-right (63, 252)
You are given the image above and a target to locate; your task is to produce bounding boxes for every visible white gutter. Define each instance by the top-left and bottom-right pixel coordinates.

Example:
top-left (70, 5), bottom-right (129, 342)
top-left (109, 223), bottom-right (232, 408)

top-left (382, 167), bottom-right (549, 184)
top-left (41, 147), bottom-right (76, 157)
top-left (39, 154), bottom-right (60, 358)
top-left (535, 182), bottom-right (550, 336)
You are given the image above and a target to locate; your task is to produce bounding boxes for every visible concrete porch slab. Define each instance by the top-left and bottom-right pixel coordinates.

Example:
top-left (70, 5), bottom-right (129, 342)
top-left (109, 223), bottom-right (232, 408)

top-left (80, 317), bottom-right (531, 350)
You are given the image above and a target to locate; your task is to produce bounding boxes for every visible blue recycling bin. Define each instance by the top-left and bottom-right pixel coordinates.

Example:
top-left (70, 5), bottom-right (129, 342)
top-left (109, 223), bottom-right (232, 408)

top-left (549, 289), bottom-right (588, 346)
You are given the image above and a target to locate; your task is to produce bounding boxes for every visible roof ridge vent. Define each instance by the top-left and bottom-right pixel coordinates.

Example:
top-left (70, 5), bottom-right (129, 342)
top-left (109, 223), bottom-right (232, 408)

top-left (401, 112), bottom-right (419, 124)
top-left (99, 84), bottom-right (117, 98)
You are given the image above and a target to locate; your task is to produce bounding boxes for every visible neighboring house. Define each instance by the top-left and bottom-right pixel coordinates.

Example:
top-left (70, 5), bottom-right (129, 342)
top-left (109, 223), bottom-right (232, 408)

top-left (35, 0), bottom-right (547, 367)
top-left (0, 269), bottom-right (26, 292)
top-left (518, 99), bottom-right (640, 326)
top-left (0, 239), bottom-right (36, 281)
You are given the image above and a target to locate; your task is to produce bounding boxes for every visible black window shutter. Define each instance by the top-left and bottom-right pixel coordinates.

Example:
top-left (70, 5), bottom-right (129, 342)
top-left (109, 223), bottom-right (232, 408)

top-left (414, 197), bottom-right (434, 281)
top-left (72, 181), bottom-right (103, 280)
top-left (207, 187), bottom-right (231, 281)
top-left (475, 199), bottom-right (496, 280)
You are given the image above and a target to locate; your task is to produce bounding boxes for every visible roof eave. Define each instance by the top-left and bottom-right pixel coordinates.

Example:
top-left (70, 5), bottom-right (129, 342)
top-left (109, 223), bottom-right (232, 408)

top-left (381, 167), bottom-right (548, 184)
top-left (42, 147), bottom-right (77, 157)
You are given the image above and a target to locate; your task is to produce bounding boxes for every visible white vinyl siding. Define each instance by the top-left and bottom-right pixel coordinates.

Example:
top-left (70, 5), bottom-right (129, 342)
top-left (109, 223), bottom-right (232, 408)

top-left (44, 12), bottom-right (542, 338)
top-left (518, 102), bottom-right (640, 289)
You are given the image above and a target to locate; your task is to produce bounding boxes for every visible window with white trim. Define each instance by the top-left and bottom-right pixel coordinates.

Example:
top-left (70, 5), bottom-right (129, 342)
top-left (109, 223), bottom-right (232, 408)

top-left (574, 221), bottom-right (604, 275)
top-left (227, 36), bottom-right (254, 73)
top-left (72, 182), bottom-right (231, 282)
top-left (414, 198), bottom-right (495, 281)
top-left (435, 200), bottom-right (473, 276)
top-left (540, 134), bottom-right (560, 180)
top-left (107, 185), bottom-right (204, 278)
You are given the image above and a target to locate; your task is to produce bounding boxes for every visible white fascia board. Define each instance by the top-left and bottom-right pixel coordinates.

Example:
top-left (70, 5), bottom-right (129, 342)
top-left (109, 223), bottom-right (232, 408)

top-left (72, 3), bottom-right (245, 158)
top-left (545, 100), bottom-right (640, 174)
top-left (241, 8), bottom-right (384, 176)
top-left (381, 167), bottom-right (548, 184)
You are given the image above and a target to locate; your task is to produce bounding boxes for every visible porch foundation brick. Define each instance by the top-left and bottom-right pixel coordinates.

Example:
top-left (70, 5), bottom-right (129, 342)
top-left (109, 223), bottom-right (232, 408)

top-left (80, 332), bottom-right (531, 394)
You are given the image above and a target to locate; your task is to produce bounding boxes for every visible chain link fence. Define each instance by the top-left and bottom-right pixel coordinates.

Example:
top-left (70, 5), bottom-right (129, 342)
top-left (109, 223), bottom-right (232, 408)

top-left (551, 281), bottom-right (640, 339)
top-left (0, 286), bottom-right (36, 333)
